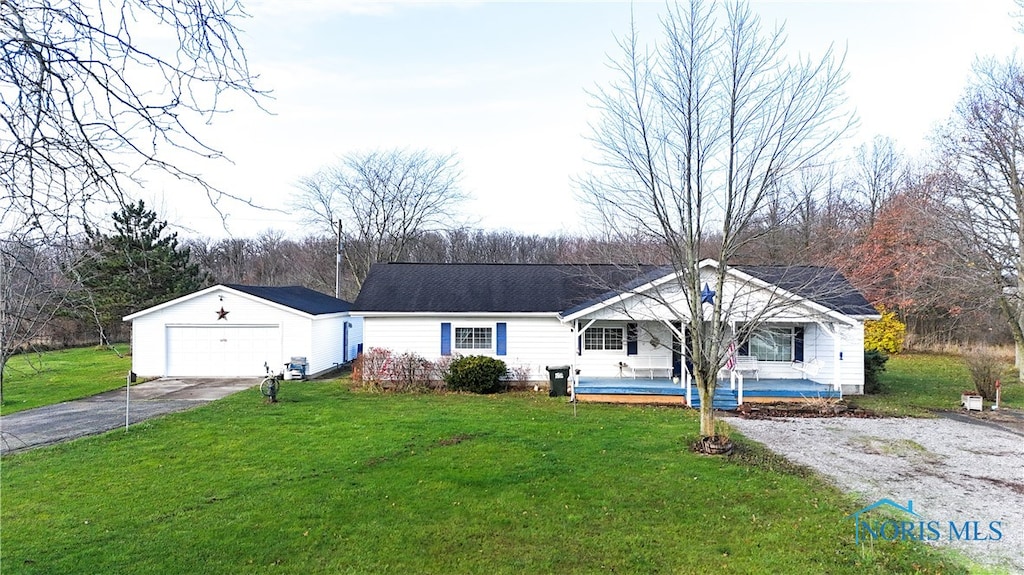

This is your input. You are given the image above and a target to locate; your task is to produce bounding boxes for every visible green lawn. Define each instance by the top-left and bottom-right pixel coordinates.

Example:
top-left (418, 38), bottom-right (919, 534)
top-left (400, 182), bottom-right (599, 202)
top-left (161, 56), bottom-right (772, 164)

top-left (0, 345), bottom-right (132, 415)
top-left (849, 353), bottom-right (1023, 417)
top-left (1, 380), bottom-right (973, 574)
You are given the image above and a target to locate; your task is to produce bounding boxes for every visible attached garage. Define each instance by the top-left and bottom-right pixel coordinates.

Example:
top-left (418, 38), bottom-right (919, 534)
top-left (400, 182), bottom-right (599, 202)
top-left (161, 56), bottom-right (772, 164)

top-left (124, 284), bottom-right (362, 378)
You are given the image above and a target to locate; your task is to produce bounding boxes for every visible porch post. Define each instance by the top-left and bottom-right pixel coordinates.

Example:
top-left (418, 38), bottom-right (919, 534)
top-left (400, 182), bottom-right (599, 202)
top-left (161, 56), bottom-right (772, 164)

top-left (832, 325), bottom-right (842, 395)
top-left (815, 320), bottom-right (844, 396)
top-left (571, 320), bottom-right (578, 398)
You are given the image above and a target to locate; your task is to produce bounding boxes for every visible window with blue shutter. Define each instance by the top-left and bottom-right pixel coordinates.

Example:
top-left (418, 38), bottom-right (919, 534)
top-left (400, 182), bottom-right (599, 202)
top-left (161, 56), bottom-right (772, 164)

top-left (496, 322), bottom-right (507, 356)
top-left (794, 326), bottom-right (805, 362)
top-left (441, 322), bottom-right (451, 356)
top-left (626, 323), bottom-right (638, 355)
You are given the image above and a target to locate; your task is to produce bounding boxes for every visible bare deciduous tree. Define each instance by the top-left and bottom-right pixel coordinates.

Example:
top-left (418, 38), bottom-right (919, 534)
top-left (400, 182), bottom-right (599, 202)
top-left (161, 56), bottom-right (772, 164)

top-left (1, 0), bottom-right (265, 238)
top-left (0, 236), bottom-right (77, 404)
top-left (848, 135), bottom-right (908, 228)
top-left (293, 149), bottom-right (468, 289)
top-left (578, 0), bottom-right (853, 439)
top-left (937, 54), bottom-right (1024, 377)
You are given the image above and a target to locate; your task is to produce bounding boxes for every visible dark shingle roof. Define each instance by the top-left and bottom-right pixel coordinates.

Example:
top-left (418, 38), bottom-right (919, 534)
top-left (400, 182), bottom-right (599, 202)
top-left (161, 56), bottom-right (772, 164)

top-left (224, 284), bottom-right (351, 315)
top-left (352, 263), bottom-right (875, 317)
top-left (352, 263), bottom-right (658, 313)
top-left (734, 265), bottom-right (877, 316)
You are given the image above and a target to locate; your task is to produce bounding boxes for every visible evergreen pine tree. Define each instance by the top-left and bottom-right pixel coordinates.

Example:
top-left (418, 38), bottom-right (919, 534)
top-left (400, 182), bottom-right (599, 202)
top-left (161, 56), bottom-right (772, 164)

top-left (77, 201), bottom-right (207, 342)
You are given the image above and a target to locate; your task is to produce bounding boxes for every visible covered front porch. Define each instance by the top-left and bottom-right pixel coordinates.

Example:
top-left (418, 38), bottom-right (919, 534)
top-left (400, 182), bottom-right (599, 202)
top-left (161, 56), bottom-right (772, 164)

top-left (571, 375), bottom-right (841, 409)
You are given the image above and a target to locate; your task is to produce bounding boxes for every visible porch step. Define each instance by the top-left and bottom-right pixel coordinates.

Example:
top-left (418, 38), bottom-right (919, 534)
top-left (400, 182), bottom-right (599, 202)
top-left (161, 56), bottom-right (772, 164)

top-left (687, 388), bottom-right (740, 411)
top-left (572, 383), bottom-right (741, 410)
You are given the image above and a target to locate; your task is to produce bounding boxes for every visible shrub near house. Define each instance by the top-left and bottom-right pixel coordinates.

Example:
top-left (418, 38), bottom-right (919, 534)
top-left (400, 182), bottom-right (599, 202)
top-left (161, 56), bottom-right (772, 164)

top-left (351, 348), bottom-right (438, 391)
top-left (445, 355), bottom-right (507, 394)
top-left (864, 306), bottom-right (906, 354)
top-left (351, 349), bottom-right (508, 394)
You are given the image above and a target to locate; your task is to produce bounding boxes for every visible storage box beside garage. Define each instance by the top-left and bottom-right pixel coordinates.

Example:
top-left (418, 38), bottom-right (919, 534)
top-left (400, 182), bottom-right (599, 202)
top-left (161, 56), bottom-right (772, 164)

top-left (123, 284), bottom-right (362, 378)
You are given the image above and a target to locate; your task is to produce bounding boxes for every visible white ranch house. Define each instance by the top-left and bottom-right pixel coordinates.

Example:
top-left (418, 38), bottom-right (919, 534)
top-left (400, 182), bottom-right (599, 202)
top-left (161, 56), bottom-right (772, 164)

top-left (352, 260), bottom-right (879, 407)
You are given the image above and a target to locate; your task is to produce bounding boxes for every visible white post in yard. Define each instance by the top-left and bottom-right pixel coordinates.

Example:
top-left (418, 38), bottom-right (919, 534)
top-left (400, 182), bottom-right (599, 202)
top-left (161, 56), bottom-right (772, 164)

top-left (125, 371), bottom-right (130, 431)
top-left (737, 373), bottom-right (744, 406)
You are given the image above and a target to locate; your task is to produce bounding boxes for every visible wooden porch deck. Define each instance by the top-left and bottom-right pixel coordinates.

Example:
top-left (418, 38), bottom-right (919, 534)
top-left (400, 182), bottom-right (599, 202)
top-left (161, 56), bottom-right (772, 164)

top-left (572, 377), bottom-right (840, 409)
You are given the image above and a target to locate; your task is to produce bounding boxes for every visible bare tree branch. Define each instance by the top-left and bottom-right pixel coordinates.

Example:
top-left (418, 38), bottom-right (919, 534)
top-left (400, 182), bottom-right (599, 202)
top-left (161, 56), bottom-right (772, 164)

top-left (936, 53), bottom-right (1024, 376)
top-left (578, 0), bottom-right (854, 437)
top-left (0, 0), bottom-right (268, 239)
top-left (292, 148), bottom-right (468, 290)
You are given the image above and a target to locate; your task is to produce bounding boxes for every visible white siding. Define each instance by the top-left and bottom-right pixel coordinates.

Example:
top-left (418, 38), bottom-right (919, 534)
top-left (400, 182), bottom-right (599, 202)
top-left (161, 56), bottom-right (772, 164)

top-left (309, 315), bottom-right (345, 375)
top-left (580, 269), bottom-right (833, 325)
top-left (575, 321), bottom-right (674, 378)
top-left (339, 316), bottom-right (363, 363)
top-left (838, 323), bottom-right (866, 395)
top-left (503, 317), bottom-right (575, 379)
top-left (130, 312), bottom-right (166, 377)
top-left (360, 315), bottom-right (572, 380)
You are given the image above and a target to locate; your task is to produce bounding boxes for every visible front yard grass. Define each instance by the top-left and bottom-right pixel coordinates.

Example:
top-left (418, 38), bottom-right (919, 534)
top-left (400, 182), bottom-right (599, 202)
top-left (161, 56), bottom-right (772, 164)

top-left (1, 380), bottom-right (973, 574)
top-left (848, 352), bottom-right (1023, 417)
top-left (0, 345), bottom-right (131, 415)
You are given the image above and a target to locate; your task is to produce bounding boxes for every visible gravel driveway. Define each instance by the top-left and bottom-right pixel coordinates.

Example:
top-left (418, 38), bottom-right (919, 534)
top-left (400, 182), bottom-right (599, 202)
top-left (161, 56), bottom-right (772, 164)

top-left (728, 414), bottom-right (1024, 573)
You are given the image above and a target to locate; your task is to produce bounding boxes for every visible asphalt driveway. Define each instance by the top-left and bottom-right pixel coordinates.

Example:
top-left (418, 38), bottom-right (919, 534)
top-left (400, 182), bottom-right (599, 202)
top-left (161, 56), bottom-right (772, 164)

top-left (0, 377), bottom-right (256, 455)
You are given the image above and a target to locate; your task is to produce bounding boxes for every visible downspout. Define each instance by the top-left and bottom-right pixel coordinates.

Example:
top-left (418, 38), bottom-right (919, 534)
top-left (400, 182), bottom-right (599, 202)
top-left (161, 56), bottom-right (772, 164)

top-left (343, 321), bottom-right (350, 363)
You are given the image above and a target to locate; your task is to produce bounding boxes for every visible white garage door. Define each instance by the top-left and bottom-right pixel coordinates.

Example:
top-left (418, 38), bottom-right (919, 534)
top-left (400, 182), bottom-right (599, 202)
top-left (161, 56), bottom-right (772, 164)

top-left (166, 325), bottom-right (281, 377)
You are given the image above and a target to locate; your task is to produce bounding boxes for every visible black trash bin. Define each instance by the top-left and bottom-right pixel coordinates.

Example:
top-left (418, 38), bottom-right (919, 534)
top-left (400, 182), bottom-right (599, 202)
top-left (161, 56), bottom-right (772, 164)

top-left (545, 365), bottom-right (571, 397)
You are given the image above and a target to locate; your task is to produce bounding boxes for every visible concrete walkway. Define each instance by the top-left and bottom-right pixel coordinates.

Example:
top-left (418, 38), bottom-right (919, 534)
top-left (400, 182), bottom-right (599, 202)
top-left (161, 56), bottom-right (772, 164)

top-left (0, 378), bottom-right (256, 455)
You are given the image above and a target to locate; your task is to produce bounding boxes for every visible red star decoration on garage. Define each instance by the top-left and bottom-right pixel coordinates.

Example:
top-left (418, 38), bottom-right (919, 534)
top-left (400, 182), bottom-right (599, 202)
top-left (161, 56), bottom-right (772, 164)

top-left (216, 307), bottom-right (229, 320)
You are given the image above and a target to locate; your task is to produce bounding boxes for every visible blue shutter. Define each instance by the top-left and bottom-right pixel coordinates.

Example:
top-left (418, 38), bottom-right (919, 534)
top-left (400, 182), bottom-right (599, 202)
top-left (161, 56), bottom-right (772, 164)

top-left (626, 323), bottom-right (638, 355)
top-left (441, 323), bottom-right (451, 356)
top-left (794, 327), bottom-right (805, 362)
top-left (496, 322), bottom-right (507, 356)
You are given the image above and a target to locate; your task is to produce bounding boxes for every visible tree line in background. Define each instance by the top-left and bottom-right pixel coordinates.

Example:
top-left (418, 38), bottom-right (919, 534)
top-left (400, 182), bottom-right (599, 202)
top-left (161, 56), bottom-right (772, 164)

top-left (7, 155), bottom-right (1012, 355)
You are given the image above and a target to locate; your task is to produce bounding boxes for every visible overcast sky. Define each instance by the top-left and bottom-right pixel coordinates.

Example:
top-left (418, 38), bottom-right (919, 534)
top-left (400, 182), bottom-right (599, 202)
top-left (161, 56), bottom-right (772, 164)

top-left (147, 0), bottom-right (1022, 239)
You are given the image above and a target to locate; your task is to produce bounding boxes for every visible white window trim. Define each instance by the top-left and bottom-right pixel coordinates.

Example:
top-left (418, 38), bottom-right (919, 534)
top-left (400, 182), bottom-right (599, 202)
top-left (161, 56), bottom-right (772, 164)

top-left (583, 326), bottom-right (625, 352)
top-left (453, 325), bottom-right (494, 352)
top-left (748, 326), bottom-right (795, 362)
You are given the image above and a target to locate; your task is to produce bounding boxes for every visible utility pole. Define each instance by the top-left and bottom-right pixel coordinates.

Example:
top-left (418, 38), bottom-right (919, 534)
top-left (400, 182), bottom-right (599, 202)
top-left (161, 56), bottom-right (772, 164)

top-left (335, 220), bottom-right (343, 299)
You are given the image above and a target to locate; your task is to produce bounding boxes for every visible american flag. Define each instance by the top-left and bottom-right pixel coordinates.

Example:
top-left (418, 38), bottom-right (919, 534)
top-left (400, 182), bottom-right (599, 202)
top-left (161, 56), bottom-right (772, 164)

top-left (725, 339), bottom-right (737, 370)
